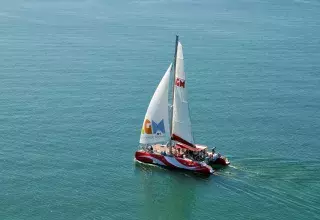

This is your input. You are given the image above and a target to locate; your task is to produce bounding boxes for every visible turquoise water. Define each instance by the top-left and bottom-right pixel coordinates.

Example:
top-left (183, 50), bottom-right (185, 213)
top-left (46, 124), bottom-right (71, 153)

top-left (1, 0), bottom-right (320, 219)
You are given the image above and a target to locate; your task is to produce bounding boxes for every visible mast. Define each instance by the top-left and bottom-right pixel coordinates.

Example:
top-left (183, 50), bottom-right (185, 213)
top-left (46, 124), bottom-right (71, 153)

top-left (169, 35), bottom-right (179, 154)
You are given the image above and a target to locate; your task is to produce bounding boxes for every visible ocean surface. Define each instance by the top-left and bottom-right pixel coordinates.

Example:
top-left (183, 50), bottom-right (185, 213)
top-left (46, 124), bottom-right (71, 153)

top-left (1, 0), bottom-right (320, 219)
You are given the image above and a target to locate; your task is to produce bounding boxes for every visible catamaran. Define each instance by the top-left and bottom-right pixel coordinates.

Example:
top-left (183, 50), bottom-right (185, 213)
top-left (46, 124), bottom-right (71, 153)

top-left (135, 36), bottom-right (230, 175)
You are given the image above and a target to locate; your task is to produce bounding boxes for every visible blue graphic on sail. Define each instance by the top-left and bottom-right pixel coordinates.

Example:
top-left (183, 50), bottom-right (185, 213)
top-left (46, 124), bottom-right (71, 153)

top-left (152, 119), bottom-right (165, 135)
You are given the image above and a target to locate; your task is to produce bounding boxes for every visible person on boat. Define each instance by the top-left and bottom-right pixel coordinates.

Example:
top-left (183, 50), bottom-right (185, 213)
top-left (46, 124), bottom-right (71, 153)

top-left (194, 151), bottom-right (201, 161)
top-left (175, 148), bottom-right (181, 157)
top-left (146, 145), bottom-right (153, 153)
top-left (204, 153), bottom-right (210, 163)
top-left (212, 153), bottom-right (219, 161)
top-left (200, 150), bottom-right (205, 161)
top-left (185, 150), bottom-right (191, 159)
top-left (178, 149), bottom-right (185, 158)
top-left (186, 150), bottom-right (193, 159)
top-left (209, 149), bottom-right (220, 162)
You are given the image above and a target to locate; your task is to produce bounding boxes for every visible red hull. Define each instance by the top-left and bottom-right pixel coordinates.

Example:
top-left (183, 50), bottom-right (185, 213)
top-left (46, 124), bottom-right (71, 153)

top-left (135, 150), bottom-right (214, 175)
top-left (209, 157), bottom-right (230, 166)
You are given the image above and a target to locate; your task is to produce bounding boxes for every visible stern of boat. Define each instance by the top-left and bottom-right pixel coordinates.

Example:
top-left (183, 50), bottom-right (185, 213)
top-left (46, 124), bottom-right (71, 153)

top-left (208, 156), bottom-right (230, 168)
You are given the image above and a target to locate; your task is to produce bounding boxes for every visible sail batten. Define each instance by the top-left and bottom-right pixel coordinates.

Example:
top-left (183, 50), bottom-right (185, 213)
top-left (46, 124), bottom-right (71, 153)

top-left (139, 64), bottom-right (172, 145)
top-left (172, 42), bottom-right (194, 147)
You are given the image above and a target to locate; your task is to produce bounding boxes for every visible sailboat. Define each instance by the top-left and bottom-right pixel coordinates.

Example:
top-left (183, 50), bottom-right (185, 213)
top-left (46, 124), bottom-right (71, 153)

top-left (135, 36), bottom-right (230, 175)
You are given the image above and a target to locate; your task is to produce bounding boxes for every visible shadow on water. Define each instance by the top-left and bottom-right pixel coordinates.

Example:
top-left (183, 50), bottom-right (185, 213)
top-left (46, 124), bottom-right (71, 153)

top-left (134, 159), bottom-right (211, 180)
top-left (134, 160), bottom-right (212, 220)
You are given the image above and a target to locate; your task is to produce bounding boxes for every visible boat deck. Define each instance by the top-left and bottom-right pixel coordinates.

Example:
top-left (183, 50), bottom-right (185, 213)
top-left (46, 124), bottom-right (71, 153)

top-left (151, 144), bottom-right (176, 155)
top-left (144, 144), bottom-right (190, 158)
top-left (139, 144), bottom-right (229, 166)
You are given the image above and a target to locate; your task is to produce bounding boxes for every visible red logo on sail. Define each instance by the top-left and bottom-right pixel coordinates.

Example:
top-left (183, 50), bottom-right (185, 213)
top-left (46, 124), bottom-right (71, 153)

top-left (175, 78), bottom-right (185, 88)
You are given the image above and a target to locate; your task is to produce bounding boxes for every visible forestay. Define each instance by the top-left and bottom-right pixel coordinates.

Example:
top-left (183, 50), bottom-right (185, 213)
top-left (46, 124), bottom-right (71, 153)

top-left (140, 64), bottom-right (172, 144)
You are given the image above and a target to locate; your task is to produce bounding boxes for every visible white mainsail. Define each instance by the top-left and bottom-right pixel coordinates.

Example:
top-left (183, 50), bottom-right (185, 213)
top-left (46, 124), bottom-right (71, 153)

top-left (172, 42), bottom-right (195, 147)
top-left (139, 64), bottom-right (172, 144)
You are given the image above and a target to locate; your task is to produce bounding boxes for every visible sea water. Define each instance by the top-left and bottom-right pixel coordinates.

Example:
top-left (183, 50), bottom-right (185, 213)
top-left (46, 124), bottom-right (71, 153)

top-left (1, 0), bottom-right (320, 219)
